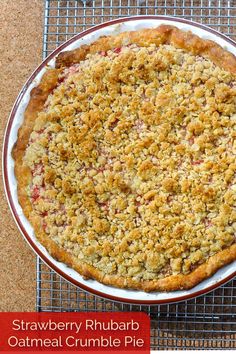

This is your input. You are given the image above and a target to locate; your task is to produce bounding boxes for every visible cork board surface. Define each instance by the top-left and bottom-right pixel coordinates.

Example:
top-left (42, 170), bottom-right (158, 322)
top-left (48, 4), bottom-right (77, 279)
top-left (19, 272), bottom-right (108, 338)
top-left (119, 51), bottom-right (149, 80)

top-left (0, 0), bottom-right (43, 311)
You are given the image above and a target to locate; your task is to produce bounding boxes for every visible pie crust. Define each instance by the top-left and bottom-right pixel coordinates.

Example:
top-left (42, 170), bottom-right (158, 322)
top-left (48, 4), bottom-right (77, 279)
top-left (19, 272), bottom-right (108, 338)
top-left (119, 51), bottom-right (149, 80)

top-left (13, 25), bottom-right (236, 292)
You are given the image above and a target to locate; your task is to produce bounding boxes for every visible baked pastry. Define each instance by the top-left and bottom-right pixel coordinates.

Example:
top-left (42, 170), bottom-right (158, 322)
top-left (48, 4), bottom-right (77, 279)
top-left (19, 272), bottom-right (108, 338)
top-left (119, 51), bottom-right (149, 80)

top-left (13, 25), bottom-right (236, 292)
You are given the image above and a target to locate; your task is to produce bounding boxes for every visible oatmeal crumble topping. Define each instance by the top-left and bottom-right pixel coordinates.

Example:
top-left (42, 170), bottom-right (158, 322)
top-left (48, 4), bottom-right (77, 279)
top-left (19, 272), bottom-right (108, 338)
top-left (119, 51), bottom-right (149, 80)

top-left (23, 43), bottom-right (236, 281)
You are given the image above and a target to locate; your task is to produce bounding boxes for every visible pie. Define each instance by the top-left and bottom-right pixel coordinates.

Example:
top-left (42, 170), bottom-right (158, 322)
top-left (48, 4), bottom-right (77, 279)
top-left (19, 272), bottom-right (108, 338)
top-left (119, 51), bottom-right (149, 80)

top-left (13, 25), bottom-right (236, 292)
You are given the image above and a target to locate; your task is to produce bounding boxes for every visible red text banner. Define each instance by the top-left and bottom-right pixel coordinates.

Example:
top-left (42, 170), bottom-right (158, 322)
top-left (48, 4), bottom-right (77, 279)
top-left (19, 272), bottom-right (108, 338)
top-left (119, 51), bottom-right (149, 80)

top-left (0, 312), bottom-right (150, 353)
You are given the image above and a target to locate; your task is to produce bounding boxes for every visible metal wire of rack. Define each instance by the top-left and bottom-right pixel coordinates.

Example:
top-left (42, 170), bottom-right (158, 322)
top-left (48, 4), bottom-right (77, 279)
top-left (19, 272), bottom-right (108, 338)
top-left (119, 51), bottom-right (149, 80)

top-left (37, 0), bottom-right (236, 350)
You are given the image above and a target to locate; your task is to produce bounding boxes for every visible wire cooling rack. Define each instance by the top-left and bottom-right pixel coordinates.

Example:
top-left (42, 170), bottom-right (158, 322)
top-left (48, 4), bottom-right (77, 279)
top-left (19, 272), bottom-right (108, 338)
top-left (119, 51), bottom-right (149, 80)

top-left (37, 0), bottom-right (236, 350)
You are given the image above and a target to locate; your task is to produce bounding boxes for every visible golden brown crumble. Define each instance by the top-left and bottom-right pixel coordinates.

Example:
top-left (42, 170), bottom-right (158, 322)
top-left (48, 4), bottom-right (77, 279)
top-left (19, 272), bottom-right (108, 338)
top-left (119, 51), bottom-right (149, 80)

top-left (24, 43), bottom-right (236, 281)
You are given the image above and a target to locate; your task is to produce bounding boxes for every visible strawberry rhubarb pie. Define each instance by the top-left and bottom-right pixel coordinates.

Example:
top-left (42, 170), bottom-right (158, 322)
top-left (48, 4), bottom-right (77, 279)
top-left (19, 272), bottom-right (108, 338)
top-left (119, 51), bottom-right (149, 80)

top-left (13, 25), bottom-right (236, 291)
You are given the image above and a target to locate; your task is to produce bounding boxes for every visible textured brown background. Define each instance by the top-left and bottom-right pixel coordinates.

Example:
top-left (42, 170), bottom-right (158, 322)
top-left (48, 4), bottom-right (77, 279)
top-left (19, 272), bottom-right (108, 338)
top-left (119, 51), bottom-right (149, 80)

top-left (0, 0), bottom-right (44, 311)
